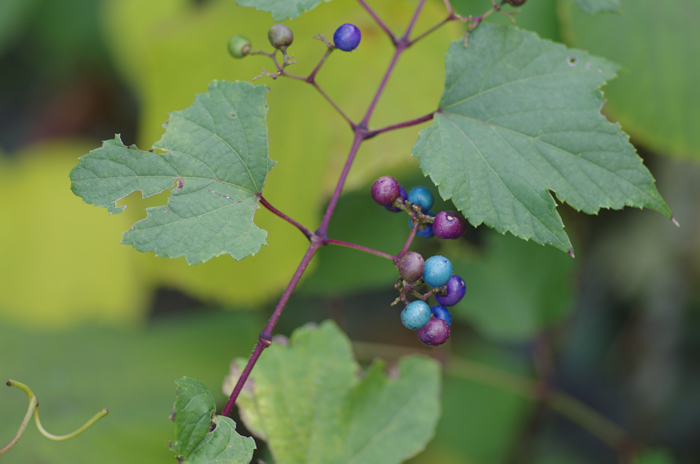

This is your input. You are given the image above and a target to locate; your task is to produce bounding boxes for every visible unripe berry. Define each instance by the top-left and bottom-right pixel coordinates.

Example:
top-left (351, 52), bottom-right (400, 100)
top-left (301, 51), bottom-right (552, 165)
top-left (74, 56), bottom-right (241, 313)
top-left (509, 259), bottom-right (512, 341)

top-left (401, 301), bottom-right (431, 330)
top-left (371, 176), bottom-right (401, 206)
top-left (407, 186), bottom-right (434, 212)
top-left (397, 251), bottom-right (424, 282)
top-left (430, 305), bottom-right (452, 326)
top-left (418, 318), bottom-right (450, 346)
top-left (385, 185), bottom-right (407, 213)
top-left (228, 35), bottom-right (251, 58)
top-left (433, 211), bottom-right (466, 239)
top-left (333, 23), bottom-right (361, 52)
top-left (507, 0), bottom-right (527, 5)
top-left (423, 255), bottom-right (452, 287)
top-left (435, 275), bottom-right (466, 307)
top-left (268, 24), bottom-right (294, 50)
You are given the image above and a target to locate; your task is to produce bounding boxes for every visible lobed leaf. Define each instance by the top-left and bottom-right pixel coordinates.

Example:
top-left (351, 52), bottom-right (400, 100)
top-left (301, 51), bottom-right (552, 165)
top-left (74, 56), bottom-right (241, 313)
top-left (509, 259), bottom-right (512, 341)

top-left (172, 378), bottom-right (255, 464)
top-left (573, 0), bottom-right (621, 14)
top-left (70, 80), bottom-right (275, 265)
top-left (230, 321), bottom-right (442, 464)
top-left (236, 0), bottom-right (332, 21)
top-left (412, 23), bottom-right (671, 254)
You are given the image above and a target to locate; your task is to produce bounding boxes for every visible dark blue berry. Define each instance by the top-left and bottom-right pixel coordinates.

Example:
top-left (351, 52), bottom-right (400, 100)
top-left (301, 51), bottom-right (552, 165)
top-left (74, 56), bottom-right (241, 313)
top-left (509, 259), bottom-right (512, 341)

top-left (423, 255), bottom-right (452, 287)
top-left (430, 305), bottom-right (452, 326)
top-left (407, 187), bottom-right (434, 212)
top-left (401, 301), bottom-right (431, 330)
top-left (333, 24), bottom-right (361, 52)
top-left (435, 275), bottom-right (466, 307)
top-left (385, 185), bottom-right (407, 212)
top-left (418, 317), bottom-right (450, 346)
top-left (409, 210), bottom-right (435, 238)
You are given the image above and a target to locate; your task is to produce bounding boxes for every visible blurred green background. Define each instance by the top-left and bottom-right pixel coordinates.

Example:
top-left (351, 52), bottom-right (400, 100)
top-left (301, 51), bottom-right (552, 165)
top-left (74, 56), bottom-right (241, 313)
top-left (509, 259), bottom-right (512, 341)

top-left (0, 0), bottom-right (698, 463)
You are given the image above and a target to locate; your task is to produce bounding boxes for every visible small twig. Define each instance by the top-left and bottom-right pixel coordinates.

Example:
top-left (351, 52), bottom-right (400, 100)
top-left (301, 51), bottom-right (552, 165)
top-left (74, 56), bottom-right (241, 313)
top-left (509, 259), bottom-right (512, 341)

top-left (402, 0), bottom-right (427, 40)
top-left (357, 0), bottom-right (397, 44)
top-left (395, 220), bottom-right (420, 262)
top-left (326, 239), bottom-right (395, 261)
top-left (366, 111), bottom-right (435, 138)
top-left (308, 48), bottom-right (334, 82)
top-left (259, 196), bottom-right (313, 240)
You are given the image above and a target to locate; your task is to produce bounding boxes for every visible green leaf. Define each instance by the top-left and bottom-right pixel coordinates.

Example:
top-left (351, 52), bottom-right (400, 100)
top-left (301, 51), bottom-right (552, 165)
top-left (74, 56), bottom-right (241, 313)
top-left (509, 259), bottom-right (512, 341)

top-left (636, 448), bottom-right (676, 464)
top-left (235, 0), bottom-right (331, 21)
top-left (230, 321), bottom-right (441, 464)
top-left (452, 230), bottom-right (575, 340)
top-left (172, 378), bottom-right (218, 458)
top-left (172, 378), bottom-right (255, 464)
top-left (573, 0), bottom-right (621, 13)
top-left (70, 80), bottom-right (275, 265)
top-left (184, 416), bottom-right (256, 464)
top-left (412, 23), bottom-right (671, 254)
top-left (559, 0), bottom-right (700, 158)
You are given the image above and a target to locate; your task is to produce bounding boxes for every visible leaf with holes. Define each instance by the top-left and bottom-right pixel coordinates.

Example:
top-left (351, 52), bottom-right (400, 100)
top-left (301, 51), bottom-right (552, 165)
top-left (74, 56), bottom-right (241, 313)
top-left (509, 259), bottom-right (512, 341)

top-left (236, 0), bottom-right (331, 21)
top-left (171, 377), bottom-right (255, 464)
top-left (225, 321), bottom-right (441, 464)
top-left (412, 23), bottom-right (671, 255)
top-left (70, 80), bottom-right (275, 265)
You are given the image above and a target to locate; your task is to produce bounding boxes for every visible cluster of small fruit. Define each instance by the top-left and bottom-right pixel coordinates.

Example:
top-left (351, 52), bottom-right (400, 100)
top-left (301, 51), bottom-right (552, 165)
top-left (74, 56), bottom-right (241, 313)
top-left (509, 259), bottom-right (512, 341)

top-left (227, 22), bottom-right (362, 58)
top-left (371, 176), bottom-right (467, 346)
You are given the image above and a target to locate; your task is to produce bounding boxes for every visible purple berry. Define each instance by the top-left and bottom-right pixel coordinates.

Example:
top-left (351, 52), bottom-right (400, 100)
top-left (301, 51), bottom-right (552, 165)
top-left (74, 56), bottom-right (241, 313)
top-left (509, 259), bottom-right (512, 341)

top-left (333, 23), bottom-right (361, 52)
top-left (435, 275), bottom-right (466, 307)
top-left (433, 211), bottom-right (466, 239)
top-left (430, 305), bottom-right (452, 326)
top-left (385, 185), bottom-right (407, 212)
top-left (397, 251), bottom-right (424, 282)
top-left (418, 318), bottom-right (450, 346)
top-left (371, 176), bottom-right (401, 206)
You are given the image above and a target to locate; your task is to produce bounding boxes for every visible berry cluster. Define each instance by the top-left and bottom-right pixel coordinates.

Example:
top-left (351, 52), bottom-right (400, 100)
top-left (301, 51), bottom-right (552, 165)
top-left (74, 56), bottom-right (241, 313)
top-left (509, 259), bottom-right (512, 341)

top-left (371, 176), bottom-right (468, 346)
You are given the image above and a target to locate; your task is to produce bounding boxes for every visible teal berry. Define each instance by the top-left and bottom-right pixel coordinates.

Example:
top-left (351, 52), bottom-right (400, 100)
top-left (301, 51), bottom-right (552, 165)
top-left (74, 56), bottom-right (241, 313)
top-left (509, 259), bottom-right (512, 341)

top-left (401, 301), bottom-right (431, 330)
top-left (407, 186), bottom-right (434, 212)
top-left (423, 255), bottom-right (452, 287)
top-left (228, 35), bottom-right (251, 58)
top-left (408, 210), bottom-right (435, 238)
top-left (333, 23), bottom-right (361, 51)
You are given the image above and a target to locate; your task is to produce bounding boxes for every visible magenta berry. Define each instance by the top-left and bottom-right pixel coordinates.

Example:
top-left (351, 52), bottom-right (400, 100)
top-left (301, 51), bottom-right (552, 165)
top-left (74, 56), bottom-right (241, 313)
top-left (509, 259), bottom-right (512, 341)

top-left (433, 211), bottom-right (466, 239)
top-left (418, 318), bottom-right (450, 346)
top-left (435, 275), bottom-right (466, 307)
top-left (333, 24), bottom-right (361, 52)
top-left (371, 176), bottom-right (401, 206)
top-left (397, 252), bottom-right (424, 282)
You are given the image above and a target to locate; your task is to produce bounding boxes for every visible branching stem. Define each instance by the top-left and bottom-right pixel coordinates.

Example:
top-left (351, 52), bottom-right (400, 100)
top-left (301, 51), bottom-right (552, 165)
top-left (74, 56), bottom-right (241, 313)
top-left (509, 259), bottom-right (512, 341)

top-left (366, 111), bottom-right (435, 139)
top-left (326, 239), bottom-right (395, 261)
top-left (357, 0), bottom-right (396, 44)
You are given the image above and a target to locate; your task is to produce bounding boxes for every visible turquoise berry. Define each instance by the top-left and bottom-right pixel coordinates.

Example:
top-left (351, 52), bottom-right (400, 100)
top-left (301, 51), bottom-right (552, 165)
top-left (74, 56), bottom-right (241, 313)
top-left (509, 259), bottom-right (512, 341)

top-left (408, 210), bottom-right (435, 238)
top-left (407, 186), bottom-right (434, 212)
top-left (423, 255), bottom-right (452, 287)
top-left (430, 305), bottom-right (452, 326)
top-left (401, 301), bottom-right (431, 330)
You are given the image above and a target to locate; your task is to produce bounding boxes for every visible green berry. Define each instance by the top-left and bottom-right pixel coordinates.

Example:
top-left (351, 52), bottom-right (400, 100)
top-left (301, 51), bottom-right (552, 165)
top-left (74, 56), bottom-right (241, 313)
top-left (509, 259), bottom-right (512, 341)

top-left (268, 24), bottom-right (294, 50)
top-left (228, 35), bottom-right (251, 59)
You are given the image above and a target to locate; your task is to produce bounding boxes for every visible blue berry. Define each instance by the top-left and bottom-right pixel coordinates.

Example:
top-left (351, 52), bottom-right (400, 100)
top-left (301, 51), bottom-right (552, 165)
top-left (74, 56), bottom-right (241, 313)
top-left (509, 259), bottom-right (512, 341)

top-left (430, 305), bottom-right (452, 326)
top-left (435, 275), bottom-right (466, 307)
top-left (333, 24), bottom-right (361, 52)
top-left (401, 301), bottom-right (431, 330)
top-left (423, 255), bottom-right (452, 287)
top-left (409, 210), bottom-right (435, 238)
top-left (407, 187), bottom-right (434, 212)
top-left (385, 185), bottom-right (407, 212)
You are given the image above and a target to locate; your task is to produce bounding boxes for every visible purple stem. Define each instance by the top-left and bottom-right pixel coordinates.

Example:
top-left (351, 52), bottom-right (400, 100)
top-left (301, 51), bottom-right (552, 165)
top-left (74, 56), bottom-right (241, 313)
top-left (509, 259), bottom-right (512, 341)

top-left (357, 0), bottom-right (396, 44)
top-left (402, 0), bottom-right (427, 40)
top-left (260, 196), bottom-right (313, 240)
top-left (366, 111), bottom-right (435, 139)
top-left (221, 240), bottom-right (321, 416)
top-left (408, 16), bottom-right (452, 46)
top-left (326, 239), bottom-right (395, 261)
top-left (361, 45), bottom-right (404, 127)
top-left (396, 220), bottom-right (419, 262)
top-left (308, 48), bottom-right (333, 81)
